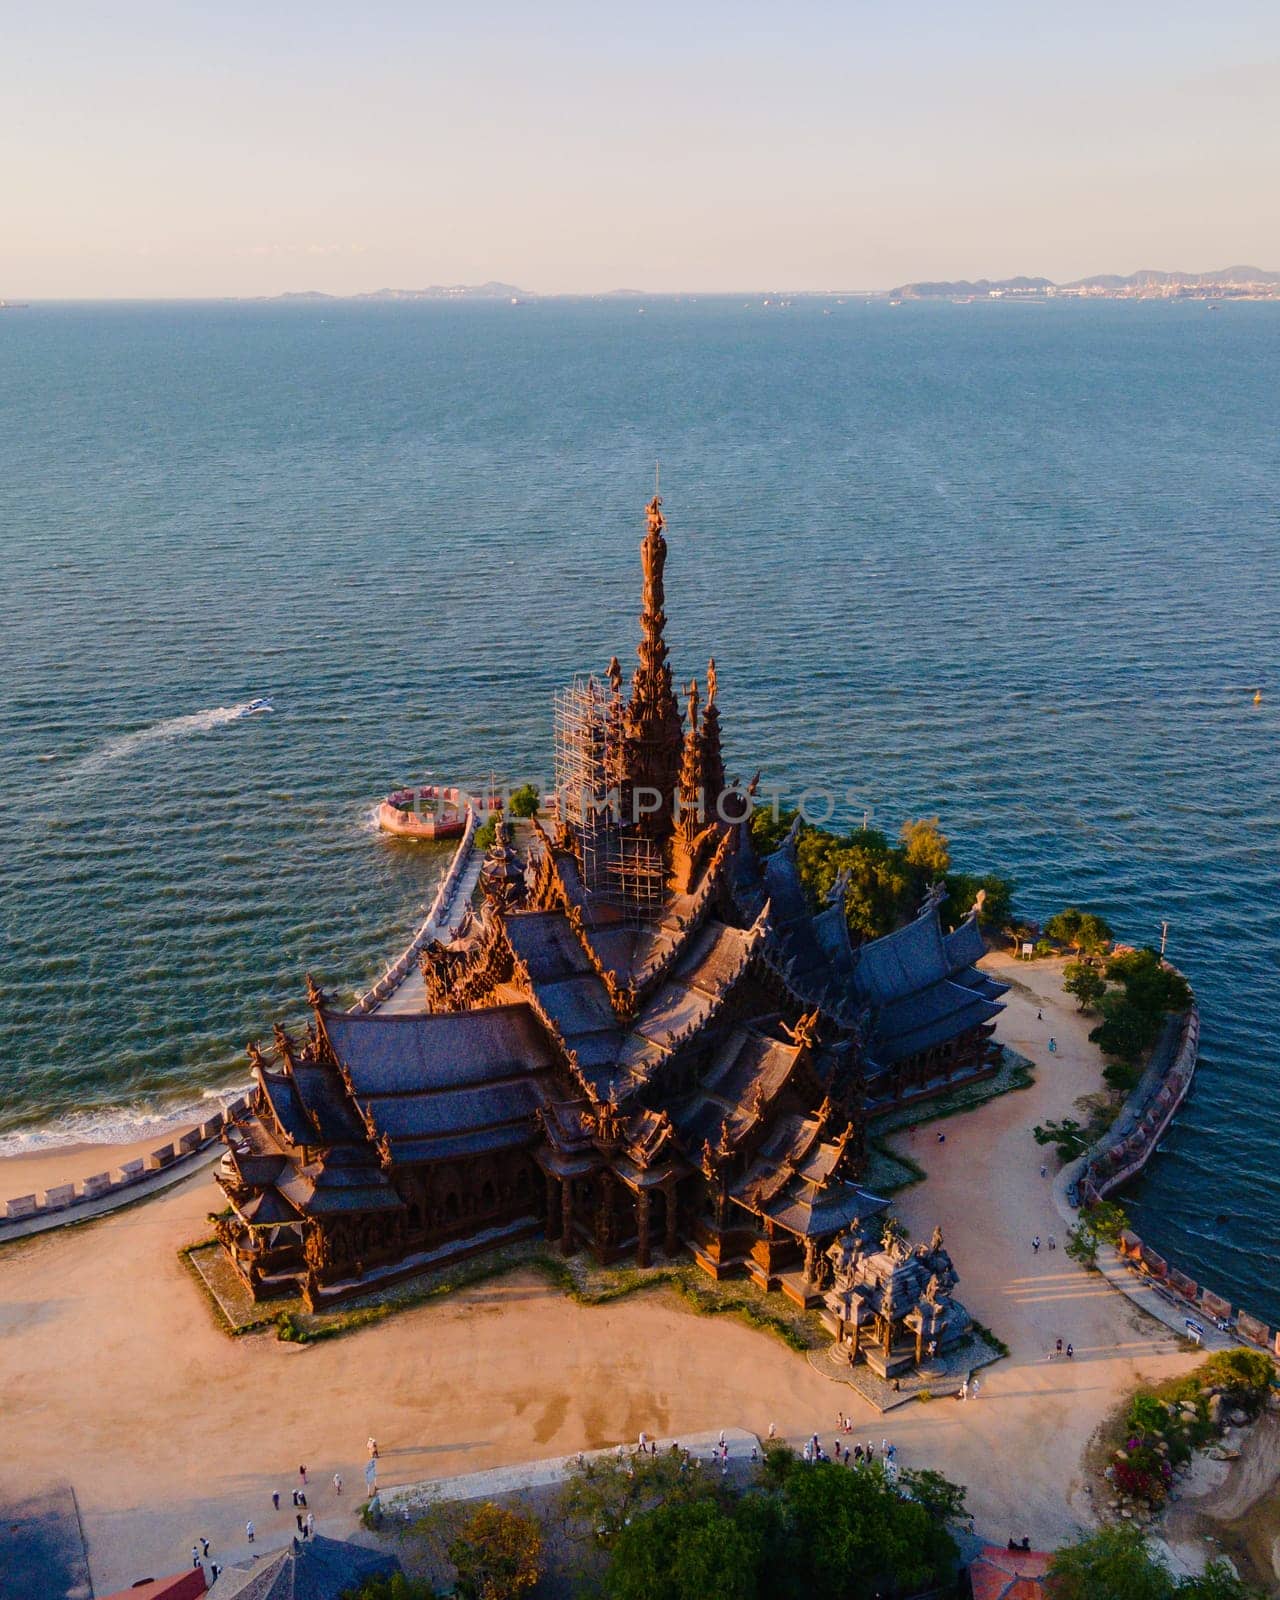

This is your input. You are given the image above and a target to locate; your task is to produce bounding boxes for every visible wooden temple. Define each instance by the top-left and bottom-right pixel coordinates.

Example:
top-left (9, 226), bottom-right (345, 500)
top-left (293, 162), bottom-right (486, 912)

top-left (214, 495), bottom-right (998, 1326)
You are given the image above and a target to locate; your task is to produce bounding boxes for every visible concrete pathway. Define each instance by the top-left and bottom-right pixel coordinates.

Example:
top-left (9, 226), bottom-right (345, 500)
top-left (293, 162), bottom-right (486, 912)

top-left (375, 847), bottom-right (485, 1016)
top-left (379, 1429), bottom-right (763, 1512)
top-left (1051, 1157), bottom-right (1235, 1353)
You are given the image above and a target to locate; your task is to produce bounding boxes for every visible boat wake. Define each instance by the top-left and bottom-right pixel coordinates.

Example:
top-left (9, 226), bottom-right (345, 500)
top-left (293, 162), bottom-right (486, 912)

top-left (66, 700), bottom-right (272, 778)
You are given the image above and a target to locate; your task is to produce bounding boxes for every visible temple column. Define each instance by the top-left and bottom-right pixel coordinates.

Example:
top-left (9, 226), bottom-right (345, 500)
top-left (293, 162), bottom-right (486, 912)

top-left (544, 1171), bottom-right (561, 1243)
top-left (636, 1188), bottom-right (651, 1268)
top-left (849, 1310), bottom-right (860, 1364)
top-left (561, 1177), bottom-right (574, 1256)
top-left (915, 1323), bottom-right (924, 1365)
top-left (802, 1237), bottom-right (818, 1285)
top-left (663, 1176), bottom-right (679, 1257)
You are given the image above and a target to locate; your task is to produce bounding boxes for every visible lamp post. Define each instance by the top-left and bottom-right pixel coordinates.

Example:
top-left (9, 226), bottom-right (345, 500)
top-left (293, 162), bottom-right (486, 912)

top-left (1160, 920), bottom-right (1169, 959)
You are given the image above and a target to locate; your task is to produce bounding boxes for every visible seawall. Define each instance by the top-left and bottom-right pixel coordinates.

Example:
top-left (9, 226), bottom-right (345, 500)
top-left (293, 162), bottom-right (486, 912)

top-left (1064, 993), bottom-right (1279, 1359)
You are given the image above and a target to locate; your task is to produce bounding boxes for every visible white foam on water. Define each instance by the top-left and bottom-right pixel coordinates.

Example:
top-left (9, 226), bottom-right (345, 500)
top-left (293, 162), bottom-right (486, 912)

top-left (0, 1081), bottom-right (254, 1159)
top-left (66, 701), bottom-right (269, 778)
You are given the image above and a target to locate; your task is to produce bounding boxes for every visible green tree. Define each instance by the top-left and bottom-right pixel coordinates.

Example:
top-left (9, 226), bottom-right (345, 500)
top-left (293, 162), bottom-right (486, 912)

top-left (775, 1458), bottom-right (957, 1599)
top-left (1063, 959), bottom-right (1108, 1012)
top-left (507, 783), bottom-right (540, 818)
top-left (1033, 1117), bottom-right (1089, 1160)
top-left (604, 1497), bottom-right (765, 1600)
top-left (1180, 1564), bottom-right (1264, 1600)
top-left (558, 1451), bottom-right (714, 1550)
top-left (1048, 1524), bottom-right (1176, 1600)
top-left (1065, 1218), bottom-right (1099, 1267)
top-left (1046, 907), bottom-right (1113, 956)
top-left (1049, 1525), bottom-right (1262, 1600)
top-left (1090, 992), bottom-right (1160, 1064)
top-left (897, 1466), bottom-right (968, 1522)
top-left (350, 1577), bottom-right (436, 1600)
top-left (900, 816), bottom-right (951, 879)
top-left (448, 1501), bottom-right (541, 1600)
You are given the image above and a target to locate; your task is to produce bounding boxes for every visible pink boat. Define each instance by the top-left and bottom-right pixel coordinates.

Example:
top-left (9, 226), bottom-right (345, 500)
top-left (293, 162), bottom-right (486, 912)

top-left (377, 784), bottom-right (501, 840)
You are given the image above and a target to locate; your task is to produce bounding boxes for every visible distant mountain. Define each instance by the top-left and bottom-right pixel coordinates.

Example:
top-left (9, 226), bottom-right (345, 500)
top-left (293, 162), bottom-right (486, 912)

top-left (263, 282), bottom-right (531, 303)
top-left (891, 267), bottom-right (1280, 298)
top-left (1062, 265), bottom-right (1280, 289)
top-left (352, 282), bottom-right (530, 301)
top-left (890, 276), bottom-right (1054, 299)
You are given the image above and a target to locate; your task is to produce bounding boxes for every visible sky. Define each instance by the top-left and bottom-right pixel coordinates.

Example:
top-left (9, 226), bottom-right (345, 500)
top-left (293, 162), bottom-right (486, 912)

top-left (3, 1), bottom-right (1279, 297)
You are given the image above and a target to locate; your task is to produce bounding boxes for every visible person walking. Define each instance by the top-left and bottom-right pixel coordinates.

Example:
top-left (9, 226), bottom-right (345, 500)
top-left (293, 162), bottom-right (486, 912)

top-left (367, 1436), bottom-right (379, 1459)
top-left (333, 1472), bottom-right (342, 1495)
top-left (960, 1378), bottom-right (969, 1400)
top-left (1066, 1343), bottom-right (1074, 1359)
top-left (201, 1538), bottom-right (210, 1560)
top-left (1032, 1235), bottom-right (1041, 1253)
top-left (1048, 1235), bottom-right (1056, 1251)
top-left (1040, 1164), bottom-right (1048, 1179)
top-left (299, 1464), bottom-right (308, 1486)
top-left (1037, 1009), bottom-right (1043, 1021)
top-left (296, 1512), bottom-right (305, 1534)
top-left (246, 1521), bottom-right (255, 1545)
top-left (272, 1490), bottom-right (280, 1511)
top-left (767, 1421), bottom-right (777, 1440)
top-left (1048, 1037), bottom-right (1057, 1054)
top-left (1055, 1338), bottom-right (1063, 1356)
top-left (291, 1489), bottom-right (299, 1508)
top-left (970, 1378), bottom-right (981, 1400)
top-left (305, 1511), bottom-right (315, 1539)
top-left (192, 1546), bottom-right (201, 1570)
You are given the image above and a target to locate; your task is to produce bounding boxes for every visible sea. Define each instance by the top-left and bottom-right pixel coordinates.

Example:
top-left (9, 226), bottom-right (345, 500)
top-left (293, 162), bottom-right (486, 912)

top-left (1, 296), bottom-right (1277, 1322)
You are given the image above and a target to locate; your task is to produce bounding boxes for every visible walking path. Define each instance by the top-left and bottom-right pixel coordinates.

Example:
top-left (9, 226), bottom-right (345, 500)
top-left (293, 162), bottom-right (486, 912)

top-left (1050, 1159), bottom-right (1235, 1352)
top-left (360, 812), bottom-right (483, 1017)
top-left (379, 1429), bottom-right (762, 1512)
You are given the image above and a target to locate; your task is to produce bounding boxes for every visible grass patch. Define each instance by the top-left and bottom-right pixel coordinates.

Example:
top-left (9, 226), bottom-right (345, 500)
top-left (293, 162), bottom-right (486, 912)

top-left (967, 1318), bottom-right (1010, 1360)
top-left (528, 1249), bottom-right (827, 1353)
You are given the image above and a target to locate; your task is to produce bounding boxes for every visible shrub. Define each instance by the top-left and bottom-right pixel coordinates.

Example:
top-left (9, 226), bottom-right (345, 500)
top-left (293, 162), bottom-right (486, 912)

top-left (507, 783), bottom-right (540, 818)
top-left (448, 1501), bottom-right (541, 1600)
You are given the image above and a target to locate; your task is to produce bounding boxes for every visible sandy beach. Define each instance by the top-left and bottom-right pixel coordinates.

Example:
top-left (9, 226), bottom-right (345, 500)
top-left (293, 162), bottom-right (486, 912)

top-left (0, 953), bottom-right (1204, 1594)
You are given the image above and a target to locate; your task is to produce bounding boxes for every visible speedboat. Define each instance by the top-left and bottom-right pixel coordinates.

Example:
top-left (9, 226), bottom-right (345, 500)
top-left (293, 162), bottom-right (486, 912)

top-left (244, 698), bottom-right (273, 715)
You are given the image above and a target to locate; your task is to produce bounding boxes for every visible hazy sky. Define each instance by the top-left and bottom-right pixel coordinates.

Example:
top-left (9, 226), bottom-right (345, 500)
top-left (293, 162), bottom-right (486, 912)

top-left (4, 1), bottom-right (1279, 296)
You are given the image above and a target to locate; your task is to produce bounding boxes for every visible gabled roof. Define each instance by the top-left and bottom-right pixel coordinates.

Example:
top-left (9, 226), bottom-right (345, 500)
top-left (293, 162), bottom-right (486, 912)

top-left (322, 1005), bottom-right (556, 1096)
top-left (943, 910), bottom-right (988, 972)
top-left (207, 1533), bottom-right (399, 1599)
top-left (870, 979), bottom-right (1003, 1065)
top-left (851, 909), bottom-right (950, 1005)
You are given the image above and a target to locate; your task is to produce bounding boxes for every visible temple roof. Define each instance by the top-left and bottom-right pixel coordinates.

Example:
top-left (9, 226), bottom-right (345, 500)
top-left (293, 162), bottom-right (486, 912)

top-left (671, 1025), bottom-right (801, 1151)
top-left (943, 910), bottom-right (988, 971)
top-left (869, 979), bottom-right (1003, 1065)
top-left (850, 908), bottom-right (951, 1005)
top-left (322, 1005), bottom-right (556, 1095)
top-left (318, 1004), bottom-right (557, 1165)
top-left (276, 1146), bottom-right (403, 1216)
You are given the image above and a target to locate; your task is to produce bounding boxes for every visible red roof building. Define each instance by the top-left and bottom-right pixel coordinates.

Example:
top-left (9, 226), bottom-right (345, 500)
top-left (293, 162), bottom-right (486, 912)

top-left (99, 1571), bottom-right (208, 1600)
top-left (969, 1544), bottom-right (1053, 1600)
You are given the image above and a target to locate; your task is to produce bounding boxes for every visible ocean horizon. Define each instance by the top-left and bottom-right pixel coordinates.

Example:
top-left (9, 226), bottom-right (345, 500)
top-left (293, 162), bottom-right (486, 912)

top-left (1, 295), bottom-right (1277, 1321)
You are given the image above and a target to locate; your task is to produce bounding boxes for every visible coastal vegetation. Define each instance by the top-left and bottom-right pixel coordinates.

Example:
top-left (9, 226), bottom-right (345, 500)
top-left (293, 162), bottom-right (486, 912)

top-left (1096, 1350), bottom-right (1275, 1515)
top-left (1090, 948), bottom-right (1193, 1092)
top-left (748, 807), bottom-right (1014, 939)
top-left (1049, 1525), bottom-right (1261, 1600)
top-left (577, 1447), bottom-right (960, 1600)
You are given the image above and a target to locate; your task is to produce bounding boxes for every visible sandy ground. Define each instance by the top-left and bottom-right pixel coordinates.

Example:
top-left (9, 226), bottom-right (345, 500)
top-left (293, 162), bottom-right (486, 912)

top-left (0, 1129), bottom-right (197, 1201)
top-left (0, 954), bottom-right (1202, 1594)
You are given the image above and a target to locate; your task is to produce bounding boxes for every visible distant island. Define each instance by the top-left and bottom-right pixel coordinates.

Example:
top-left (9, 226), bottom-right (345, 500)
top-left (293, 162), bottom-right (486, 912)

top-left (255, 267), bottom-right (1280, 305)
top-left (888, 266), bottom-right (1280, 301)
top-left (268, 281), bottom-right (530, 303)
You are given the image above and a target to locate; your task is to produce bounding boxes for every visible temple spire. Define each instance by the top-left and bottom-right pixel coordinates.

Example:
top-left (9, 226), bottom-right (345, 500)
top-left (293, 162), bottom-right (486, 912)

top-left (677, 677), bottom-right (704, 836)
top-left (621, 494), bottom-right (685, 839)
top-left (699, 656), bottom-right (725, 810)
